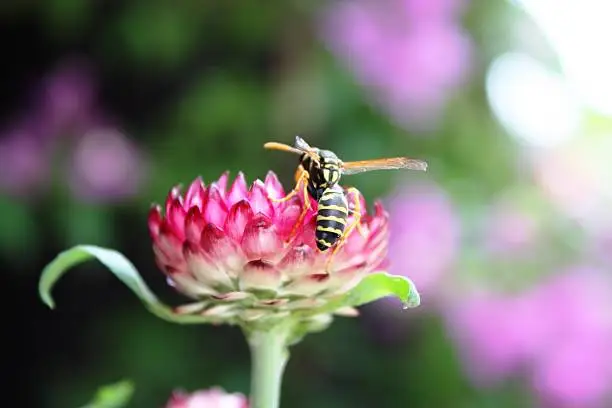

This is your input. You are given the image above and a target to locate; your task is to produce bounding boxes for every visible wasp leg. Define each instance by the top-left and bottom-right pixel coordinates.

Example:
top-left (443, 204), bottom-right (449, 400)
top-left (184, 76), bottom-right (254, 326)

top-left (348, 210), bottom-right (367, 238)
top-left (345, 186), bottom-right (366, 237)
top-left (269, 167), bottom-right (309, 204)
top-left (285, 177), bottom-right (313, 243)
top-left (272, 168), bottom-right (313, 243)
top-left (324, 187), bottom-right (364, 272)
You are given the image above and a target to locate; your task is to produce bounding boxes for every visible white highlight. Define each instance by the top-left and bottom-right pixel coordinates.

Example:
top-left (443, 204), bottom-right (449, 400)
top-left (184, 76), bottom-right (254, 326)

top-left (514, 0), bottom-right (612, 116)
top-left (486, 52), bottom-right (581, 147)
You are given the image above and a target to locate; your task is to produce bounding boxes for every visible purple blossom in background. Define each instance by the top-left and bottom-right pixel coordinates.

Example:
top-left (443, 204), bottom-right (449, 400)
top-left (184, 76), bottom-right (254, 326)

top-left (36, 58), bottom-right (100, 136)
top-left (484, 196), bottom-right (540, 255)
top-left (362, 182), bottom-right (459, 344)
top-left (445, 289), bottom-right (553, 385)
top-left (446, 266), bottom-right (612, 407)
top-left (320, 0), bottom-right (473, 130)
top-left (386, 182), bottom-right (459, 298)
top-left (589, 226), bottom-right (612, 267)
top-left (68, 128), bottom-right (146, 203)
top-left (0, 124), bottom-right (49, 197)
top-left (0, 58), bottom-right (146, 202)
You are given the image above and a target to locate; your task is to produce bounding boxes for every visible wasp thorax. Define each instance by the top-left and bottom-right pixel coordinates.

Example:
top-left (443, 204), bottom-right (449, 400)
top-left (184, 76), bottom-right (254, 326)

top-left (317, 150), bottom-right (341, 186)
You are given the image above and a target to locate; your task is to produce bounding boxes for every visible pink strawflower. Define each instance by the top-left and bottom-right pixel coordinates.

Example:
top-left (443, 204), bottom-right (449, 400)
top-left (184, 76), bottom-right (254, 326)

top-left (148, 172), bottom-right (389, 323)
top-left (166, 387), bottom-right (248, 408)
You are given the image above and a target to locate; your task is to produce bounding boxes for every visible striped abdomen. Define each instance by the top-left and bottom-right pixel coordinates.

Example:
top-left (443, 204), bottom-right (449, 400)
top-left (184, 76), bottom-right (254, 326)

top-left (315, 185), bottom-right (348, 252)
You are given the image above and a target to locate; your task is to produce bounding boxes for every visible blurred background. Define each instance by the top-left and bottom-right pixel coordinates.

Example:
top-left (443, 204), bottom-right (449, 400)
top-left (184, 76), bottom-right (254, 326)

top-left (4, 0), bottom-right (612, 407)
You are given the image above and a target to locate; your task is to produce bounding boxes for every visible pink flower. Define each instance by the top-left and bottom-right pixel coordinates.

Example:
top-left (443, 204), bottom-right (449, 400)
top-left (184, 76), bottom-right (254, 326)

top-left (446, 290), bottom-right (554, 385)
top-left (484, 199), bottom-right (540, 255)
top-left (532, 335), bottom-right (612, 408)
top-left (36, 58), bottom-right (100, 136)
top-left (148, 172), bottom-right (389, 323)
top-left (447, 266), bottom-right (612, 407)
top-left (386, 183), bottom-right (459, 298)
top-left (320, 0), bottom-right (472, 129)
top-left (68, 128), bottom-right (146, 202)
top-left (0, 126), bottom-right (49, 196)
top-left (166, 387), bottom-right (248, 408)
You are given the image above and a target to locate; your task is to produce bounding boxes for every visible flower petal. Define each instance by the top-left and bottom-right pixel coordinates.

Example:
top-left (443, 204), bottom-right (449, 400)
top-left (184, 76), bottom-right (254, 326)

top-left (248, 180), bottom-right (274, 218)
top-left (366, 236), bottom-right (388, 268)
top-left (201, 304), bottom-right (238, 318)
top-left (200, 223), bottom-right (245, 276)
top-left (227, 172), bottom-right (248, 206)
top-left (239, 260), bottom-right (282, 291)
top-left (165, 186), bottom-right (182, 215)
top-left (157, 222), bottom-right (184, 262)
top-left (256, 298), bottom-right (289, 307)
top-left (174, 301), bottom-right (209, 314)
top-left (183, 241), bottom-right (233, 289)
top-left (213, 171), bottom-right (229, 196)
top-left (366, 201), bottom-right (388, 234)
top-left (212, 291), bottom-right (253, 302)
top-left (168, 197), bottom-right (187, 239)
top-left (185, 177), bottom-right (206, 210)
top-left (167, 271), bottom-right (217, 298)
top-left (148, 205), bottom-right (162, 239)
top-left (203, 185), bottom-right (228, 227)
top-left (292, 213), bottom-right (317, 249)
top-left (276, 204), bottom-right (303, 240)
top-left (328, 251), bottom-right (368, 275)
top-left (264, 170), bottom-right (285, 200)
top-left (240, 214), bottom-right (282, 261)
top-left (224, 200), bottom-right (254, 242)
top-left (278, 244), bottom-right (316, 278)
top-left (241, 309), bottom-right (267, 321)
top-left (324, 267), bottom-right (364, 294)
top-left (285, 298), bottom-right (326, 309)
top-left (184, 207), bottom-right (206, 244)
top-left (282, 273), bottom-right (330, 296)
top-left (346, 188), bottom-right (367, 217)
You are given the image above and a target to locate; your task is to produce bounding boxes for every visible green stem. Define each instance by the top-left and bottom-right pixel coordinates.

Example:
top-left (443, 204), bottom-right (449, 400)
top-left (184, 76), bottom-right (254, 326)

top-left (248, 324), bottom-right (291, 408)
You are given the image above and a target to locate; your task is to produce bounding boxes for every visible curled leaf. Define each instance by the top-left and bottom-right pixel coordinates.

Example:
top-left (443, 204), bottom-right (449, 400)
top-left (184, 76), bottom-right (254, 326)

top-left (345, 272), bottom-right (420, 309)
top-left (38, 245), bottom-right (216, 324)
top-left (309, 272), bottom-right (420, 316)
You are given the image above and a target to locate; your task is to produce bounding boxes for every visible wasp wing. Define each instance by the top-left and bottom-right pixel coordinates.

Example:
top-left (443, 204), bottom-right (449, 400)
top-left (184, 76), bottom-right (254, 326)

top-left (294, 135), bottom-right (312, 151)
top-left (341, 157), bottom-right (428, 175)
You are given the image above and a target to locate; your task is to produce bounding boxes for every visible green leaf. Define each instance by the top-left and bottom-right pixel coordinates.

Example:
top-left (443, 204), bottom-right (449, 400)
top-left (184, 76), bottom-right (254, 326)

top-left (79, 380), bottom-right (134, 408)
top-left (38, 245), bottom-right (217, 325)
top-left (310, 272), bottom-right (420, 316)
top-left (346, 272), bottom-right (421, 308)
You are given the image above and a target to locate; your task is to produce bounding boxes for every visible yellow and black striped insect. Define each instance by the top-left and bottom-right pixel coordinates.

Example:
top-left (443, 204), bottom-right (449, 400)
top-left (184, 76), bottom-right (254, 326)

top-left (264, 136), bottom-right (427, 269)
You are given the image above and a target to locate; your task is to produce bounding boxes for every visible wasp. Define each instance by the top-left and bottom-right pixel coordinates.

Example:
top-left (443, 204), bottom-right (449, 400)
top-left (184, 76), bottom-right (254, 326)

top-left (264, 136), bottom-right (427, 271)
